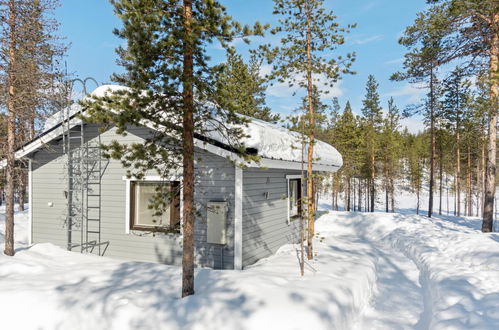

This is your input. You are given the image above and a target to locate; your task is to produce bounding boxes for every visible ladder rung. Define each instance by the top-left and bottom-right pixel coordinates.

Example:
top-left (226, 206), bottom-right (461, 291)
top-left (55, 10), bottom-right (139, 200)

top-left (87, 231), bottom-right (100, 234)
top-left (87, 219), bottom-right (101, 221)
top-left (88, 194), bottom-right (101, 197)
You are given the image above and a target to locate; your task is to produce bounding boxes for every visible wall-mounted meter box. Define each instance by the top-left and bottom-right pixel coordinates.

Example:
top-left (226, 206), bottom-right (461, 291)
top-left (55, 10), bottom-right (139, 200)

top-left (207, 201), bottom-right (228, 245)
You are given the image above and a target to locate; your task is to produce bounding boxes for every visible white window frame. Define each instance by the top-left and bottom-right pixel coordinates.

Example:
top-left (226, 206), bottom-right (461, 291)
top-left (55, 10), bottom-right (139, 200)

top-left (123, 176), bottom-right (183, 234)
top-left (286, 175), bottom-right (303, 224)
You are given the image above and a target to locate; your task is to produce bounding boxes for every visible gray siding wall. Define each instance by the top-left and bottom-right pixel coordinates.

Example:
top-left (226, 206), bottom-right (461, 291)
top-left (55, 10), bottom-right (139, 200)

top-left (242, 168), bottom-right (303, 268)
top-left (31, 123), bottom-right (235, 269)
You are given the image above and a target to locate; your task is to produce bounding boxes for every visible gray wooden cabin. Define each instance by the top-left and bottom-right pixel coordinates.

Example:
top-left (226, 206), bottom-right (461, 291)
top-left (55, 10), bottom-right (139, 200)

top-left (8, 86), bottom-right (342, 270)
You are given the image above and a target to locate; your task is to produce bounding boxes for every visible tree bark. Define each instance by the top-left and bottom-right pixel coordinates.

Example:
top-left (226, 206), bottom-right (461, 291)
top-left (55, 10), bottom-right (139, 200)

top-left (18, 172), bottom-right (26, 212)
top-left (456, 128), bottom-right (461, 217)
top-left (331, 174), bottom-right (334, 210)
top-left (483, 16), bottom-right (498, 232)
top-left (370, 154), bottom-right (375, 212)
top-left (428, 65), bottom-right (436, 218)
top-left (439, 136), bottom-right (443, 215)
top-left (305, 6), bottom-right (315, 259)
top-left (181, 0), bottom-right (195, 298)
top-left (357, 178), bottom-right (362, 212)
top-left (467, 145), bottom-right (472, 216)
top-left (4, 0), bottom-right (17, 257)
top-left (345, 177), bottom-right (352, 212)
top-left (390, 177), bottom-right (395, 212)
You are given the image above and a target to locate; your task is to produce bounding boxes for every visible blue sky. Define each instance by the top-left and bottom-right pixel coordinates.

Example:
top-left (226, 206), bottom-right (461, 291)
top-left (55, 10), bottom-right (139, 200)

top-left (56, 0), bottom-right (428, 132)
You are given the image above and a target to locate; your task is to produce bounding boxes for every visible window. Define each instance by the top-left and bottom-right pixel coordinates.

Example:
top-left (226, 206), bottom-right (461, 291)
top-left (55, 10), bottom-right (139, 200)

top-left (130, 181), bottom-right (180, 232)
top-left (287, 177), bottom-right (302, 221)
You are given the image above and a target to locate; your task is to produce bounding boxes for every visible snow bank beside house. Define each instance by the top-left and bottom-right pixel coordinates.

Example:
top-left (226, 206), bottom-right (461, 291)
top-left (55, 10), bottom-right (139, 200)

top-left (0, 205), bottom-right (29, 247)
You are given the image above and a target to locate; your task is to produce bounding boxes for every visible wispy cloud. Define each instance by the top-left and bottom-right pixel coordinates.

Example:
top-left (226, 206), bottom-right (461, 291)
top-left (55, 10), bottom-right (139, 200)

top-left (266, 75), bottom-right (344, 100)
top-left (361, 1), bottom-right (381, 12)
top-left (384, 82), bottom-right (426, 103)
top-left (350, 34), bottom-right (384, 45)
top-left (384, 58), bottom-right (404, 66)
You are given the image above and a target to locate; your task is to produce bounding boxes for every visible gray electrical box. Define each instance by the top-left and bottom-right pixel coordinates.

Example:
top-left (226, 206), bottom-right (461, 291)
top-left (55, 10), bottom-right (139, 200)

top-left (207, 201), bottom-right (228, 245)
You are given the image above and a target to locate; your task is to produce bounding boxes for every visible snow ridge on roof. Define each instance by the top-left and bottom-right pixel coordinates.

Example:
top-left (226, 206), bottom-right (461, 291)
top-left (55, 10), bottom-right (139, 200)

top-left (43, 85), bottom-right (343, 169)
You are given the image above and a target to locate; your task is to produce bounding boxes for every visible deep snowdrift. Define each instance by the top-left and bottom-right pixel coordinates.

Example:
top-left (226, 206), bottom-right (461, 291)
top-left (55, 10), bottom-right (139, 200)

top-left (1, 204), bottom-right (499, 329)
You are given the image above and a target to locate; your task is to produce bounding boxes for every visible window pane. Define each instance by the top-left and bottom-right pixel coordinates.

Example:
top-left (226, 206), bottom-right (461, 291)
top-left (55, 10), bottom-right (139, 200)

top-left (289, 179), bottom-right (299, 217)
top-left (134, 182), bottom-right (171, 227)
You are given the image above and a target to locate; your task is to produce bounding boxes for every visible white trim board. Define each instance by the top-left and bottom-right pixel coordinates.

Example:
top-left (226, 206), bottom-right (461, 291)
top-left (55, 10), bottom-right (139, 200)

top-left (28, 159), bottom-right (33, 245)
top-left (234, 166), bottom-right (243, 270)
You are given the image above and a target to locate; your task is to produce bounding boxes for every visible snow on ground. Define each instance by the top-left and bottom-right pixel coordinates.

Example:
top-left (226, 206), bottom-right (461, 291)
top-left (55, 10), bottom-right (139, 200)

top-left (1, 203), bottom-right (499, 329)
top-left (0, 204), bottom-right (29, 247)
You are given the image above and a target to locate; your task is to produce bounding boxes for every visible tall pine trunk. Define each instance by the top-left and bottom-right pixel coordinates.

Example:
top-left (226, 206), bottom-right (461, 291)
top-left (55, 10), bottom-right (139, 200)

top-left (4, 0), bottom-right (17, 257)
top-left (428, 65), bottom-right (436, 218)
top-left (357, 178), bottom-right (362, 212)
top-left (305, 8), bottom-right (315, 259)
top-left (390, 177), bottom-right (395, 212)
top-left (18, 173), bottom-right (26, 212)
top-left (456, 128), bottom-right (461, 216)
top-left (483, 17), bottom-right (498, 232)
top-left (181, 0), bottom-right (195, 298)
top-left (345, 177), bottom-right (351, 211)
top-left (467, 145), bottom-right (472, 216)
top-left (477, 156), bottom-right (481, 217)
top-left (370, 154), bottom-right (375, 212)
top-left (331, 174), bottom-right (335, 210)
top-left (439, 138), bottom-right (443, 215)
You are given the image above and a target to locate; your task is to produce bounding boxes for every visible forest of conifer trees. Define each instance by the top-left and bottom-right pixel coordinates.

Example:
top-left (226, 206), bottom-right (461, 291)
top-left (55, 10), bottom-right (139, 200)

top-left (287, 69), bottom-right (494, 221)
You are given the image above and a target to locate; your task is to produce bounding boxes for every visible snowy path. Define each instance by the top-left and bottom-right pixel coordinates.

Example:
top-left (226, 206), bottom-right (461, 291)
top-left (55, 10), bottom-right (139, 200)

top-left (2, 205), bottom-right (499, 329)
top-left (323, 213), bottom-right (424, 330)
top-left (353, 241), bottom-right (423, 329)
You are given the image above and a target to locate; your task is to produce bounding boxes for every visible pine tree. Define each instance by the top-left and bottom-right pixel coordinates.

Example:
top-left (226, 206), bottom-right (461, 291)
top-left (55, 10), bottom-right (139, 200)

top-left (213, 54), bottom-right (279, 122)
top-left (332, 101), bottom-right (361, 212)
top-left (393, 26), bottom-right (444, 218)
top-left (380, 98), bottom-right (401, 212)
top-left (361, 75), bottom-right (383, 212)
top-left (442, 67), bottom-right (473, 216)
top-left (399, 0), bottom-right (499, 231)
top-left (262, 0), bottom-right (354, 259)
top-left (84, 0), bottom-right (264, 297)
top-left (0, 0), bottom-right (64, 256)
top-left (406, 132), bottom-right (428, 215)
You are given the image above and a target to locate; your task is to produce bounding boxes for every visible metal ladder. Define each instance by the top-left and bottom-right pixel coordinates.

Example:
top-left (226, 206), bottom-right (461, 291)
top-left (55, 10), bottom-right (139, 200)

top-left (62, 79), bottom-right (106, 256)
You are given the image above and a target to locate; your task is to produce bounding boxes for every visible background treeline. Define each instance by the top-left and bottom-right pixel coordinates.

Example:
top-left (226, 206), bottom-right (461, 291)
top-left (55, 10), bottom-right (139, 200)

top-left (286, 72), bottom-right (491, 219)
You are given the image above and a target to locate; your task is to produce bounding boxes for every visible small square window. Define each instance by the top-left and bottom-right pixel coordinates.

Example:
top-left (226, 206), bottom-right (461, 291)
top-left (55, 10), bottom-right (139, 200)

top-left (130, 181), bottom-right (180, 232)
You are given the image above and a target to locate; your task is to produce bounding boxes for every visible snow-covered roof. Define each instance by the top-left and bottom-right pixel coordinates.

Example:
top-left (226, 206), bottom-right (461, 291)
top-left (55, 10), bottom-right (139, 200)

top-left (89, 85), bottom-right (343, 170)
top-left (10, 85), bottom-right (343, 171)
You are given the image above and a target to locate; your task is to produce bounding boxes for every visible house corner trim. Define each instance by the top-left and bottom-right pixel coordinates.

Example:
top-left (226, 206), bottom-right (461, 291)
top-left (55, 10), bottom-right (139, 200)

top-left (234, 166), bottom-right (243, 270)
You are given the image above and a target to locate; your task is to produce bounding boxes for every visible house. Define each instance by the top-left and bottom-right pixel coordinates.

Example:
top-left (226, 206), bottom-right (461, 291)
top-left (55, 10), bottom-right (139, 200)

top-left (8, 85), bottom-right (342, 270)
